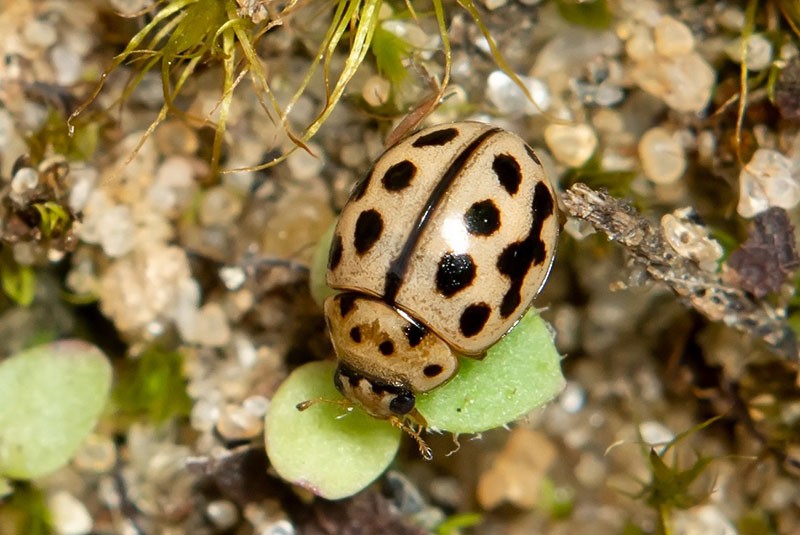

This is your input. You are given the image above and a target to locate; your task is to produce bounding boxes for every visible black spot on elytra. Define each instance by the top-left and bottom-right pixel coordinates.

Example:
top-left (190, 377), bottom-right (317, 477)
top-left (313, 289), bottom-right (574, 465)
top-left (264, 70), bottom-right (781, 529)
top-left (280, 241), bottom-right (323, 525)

top-left (465, 199), bottom-right (501, 236)
top-left (328, 233), bottom-right (343, 270)
top-left (412, 127), bottom-right (459, 147)
top-left (378, 340), bottom-right (394, 356)
top-left (338, 293), bottom-right (357, 317)
top-left (383, 271), bottom-right (402, 305)
top-left (354, 209), bottom-right (383, 254)
top-left (349, 326), bottom-right (362, 343)
top-left (496, 181), bottom-right (556, 318)
top-left (436, 253), bottom-right (476, 297)
top-left (460, 303), bottom-right (491, 337)
top-left (525, 144), bottom-right (541, 165)
top-left (423, 364), bottom-right (443, 377)
top-left (493, 153), bottom-right (522, 195)
top-left (403, 322), bottom-right (427, 348)
top-left (382, 160), bottom-right (416, 191)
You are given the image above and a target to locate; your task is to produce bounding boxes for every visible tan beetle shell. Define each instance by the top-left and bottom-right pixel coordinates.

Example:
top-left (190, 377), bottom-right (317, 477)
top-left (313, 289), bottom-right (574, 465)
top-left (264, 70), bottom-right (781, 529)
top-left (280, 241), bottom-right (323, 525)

top-left (323, 121), bottom-right (559, 420)
top-left (328, 122), bottom-right (558, 353)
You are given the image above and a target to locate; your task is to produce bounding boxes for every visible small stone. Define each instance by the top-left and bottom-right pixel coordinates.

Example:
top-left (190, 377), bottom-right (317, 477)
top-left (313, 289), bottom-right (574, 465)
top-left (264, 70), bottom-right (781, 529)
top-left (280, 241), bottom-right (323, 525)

top-left (661, 208), bottom-right (723, 272)
top-left (726, 34), bottom-right (773, 71)
top-left (108, 0), bottom-right (154, 16)
top-left (717, 6), bottom-right (745, 31)
top-left (544, 123), bottom-right (598, 167)
top-left (480, 0), bottom-right (508, 9)
top-left (96, 205), bottom-right (135, 258)
top-left (10, 167), bottom-right (39, 204)
top-left (625, 26), bottom-right (656, 62)
top-left (672, 505), bottom-right (736, 535)
top-left (23, 18), bottom-right (58, 49)
top-left (199, 186), bottom-right (243, 227)
top-left (50, 45), bottom-right (83, 86)
top-left (477, 428), bottom-right (556, 510)
top-left (639, 420), bottom-right (674, 445)
top-left (216, 403), bottom-right (264, 440)
top-left (653, 16), bottom-right (695, 57)
top-left (73, 433), bottom-right (117, 473)
top-left (149, 156), bottom-right (197, 218)
top-left (362, 75), bottom-right (391, 108)
top-left (47, 491), bottom-right (93, 535)
top-left (286, 143), bottom-right (324, 182)
top-left (486, 71), bottom-right (550, 116)
top-left (182, 302), bottom-right (231, 347)
top-left (207, 499), bottom-right (239, 530)
top-left (639, 127), bottom-right (686, 184)
top-left (631, 52), bottom-right (716, 113)
top-left (559, 381), bottom-right (586, 413)
top-left (219, 265), bottom-right (246, 290)
top-left (737, 149), bottom-right (800, 218)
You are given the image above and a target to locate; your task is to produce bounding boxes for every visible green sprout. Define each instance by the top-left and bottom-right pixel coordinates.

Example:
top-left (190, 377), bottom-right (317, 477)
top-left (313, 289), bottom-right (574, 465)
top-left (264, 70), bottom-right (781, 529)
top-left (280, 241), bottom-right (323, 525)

top-left (627, 417), bottom-right (725, 535)
top-left (0, 484), bottom-right (51, 535)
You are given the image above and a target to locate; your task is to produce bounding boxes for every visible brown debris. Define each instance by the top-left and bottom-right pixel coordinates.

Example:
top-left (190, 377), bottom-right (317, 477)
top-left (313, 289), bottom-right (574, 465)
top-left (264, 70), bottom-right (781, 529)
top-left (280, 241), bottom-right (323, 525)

top-left (727, 207), bottom-right (800, 298)
top-left (562, 183), bottom-right (798, 361)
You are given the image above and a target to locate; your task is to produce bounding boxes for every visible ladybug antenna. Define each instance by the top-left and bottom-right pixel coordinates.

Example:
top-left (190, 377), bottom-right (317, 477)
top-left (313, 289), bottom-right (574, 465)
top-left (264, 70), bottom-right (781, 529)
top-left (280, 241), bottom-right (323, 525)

top-left (296, 397), bottom-right (353, 414)
top-left (390, 416), bottom-right (433, 461)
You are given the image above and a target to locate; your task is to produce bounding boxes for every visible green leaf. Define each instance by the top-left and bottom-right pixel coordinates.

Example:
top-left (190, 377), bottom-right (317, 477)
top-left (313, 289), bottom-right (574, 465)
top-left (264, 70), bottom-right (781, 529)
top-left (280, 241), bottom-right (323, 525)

top-left (0, 484), bottom-right (51, 535)
top-left (309, 221), bottom-right (339, 308)
top-left (0, 340), bottom-right (112, 480)
top-left (264, 361), bottom-right (401, 500)
top-left (416, 308), bottom-right (565, 433)
top-left (555, 0), bottom-right (613, 30)
top-left (0, 258), bottom-right (36, 307)
top-left (372, 24), bottom-right (412, 85)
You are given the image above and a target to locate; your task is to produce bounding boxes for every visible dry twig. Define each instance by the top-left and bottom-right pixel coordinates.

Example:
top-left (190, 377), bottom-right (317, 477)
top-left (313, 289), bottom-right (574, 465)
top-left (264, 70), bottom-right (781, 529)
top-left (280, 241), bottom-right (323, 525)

top-left (562, 183), bottom-right (798, 362)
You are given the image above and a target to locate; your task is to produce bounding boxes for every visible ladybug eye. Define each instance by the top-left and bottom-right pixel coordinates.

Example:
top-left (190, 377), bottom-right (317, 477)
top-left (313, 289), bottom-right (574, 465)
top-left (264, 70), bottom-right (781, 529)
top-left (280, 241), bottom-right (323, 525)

top-left (389, 392), bottom-right (416, 415)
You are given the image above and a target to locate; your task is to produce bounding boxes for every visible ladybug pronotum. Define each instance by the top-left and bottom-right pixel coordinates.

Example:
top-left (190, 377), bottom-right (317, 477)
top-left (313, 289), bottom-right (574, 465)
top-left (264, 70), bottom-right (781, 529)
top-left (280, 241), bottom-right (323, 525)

top-left (306, 122), bottom-right (559, 455)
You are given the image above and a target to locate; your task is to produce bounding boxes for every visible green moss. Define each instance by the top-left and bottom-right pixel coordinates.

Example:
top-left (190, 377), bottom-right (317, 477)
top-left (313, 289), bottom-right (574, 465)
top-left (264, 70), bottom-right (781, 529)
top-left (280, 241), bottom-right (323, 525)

top-left (112, 347), bottom-right (193, 425)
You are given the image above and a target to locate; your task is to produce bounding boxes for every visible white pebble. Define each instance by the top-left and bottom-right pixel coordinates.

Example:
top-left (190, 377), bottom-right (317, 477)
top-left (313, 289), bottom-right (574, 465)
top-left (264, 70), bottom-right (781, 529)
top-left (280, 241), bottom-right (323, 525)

top-left (480, 0), bottom-right (508, 9)
top-left (191, 303), bottom-right (231, 347)
top-left (48, 491), bottom-right (93, 535)
top-left (639, 421), bottom-right (674, 446)
top-left (23, 18), bottom-right (58, 48)
top-left (99, 205), bottom-right (135, 258)
top-left (10, 167), bottom-right (39, 201)
top-left (653, 16), bottom-right (695, 57)
top-left (737, 149), bottom-right (800, 217)
top-left (207, 500), bottom-right (239, 530)
top-left (544, 123), bottom-right (598, 167)
top-left (661, 209), bottom-right (723, 272)
top-left (149, 156), bottom-right (197, 217)
top-left (362, 75), bottom-right (391, 108)
top-left (638, 127), bottom-right (686, 184)
top-left (631, 52), bottom-right (716, 113)
top-left (625, 26), bottom-right (655, 62)
top-left (50, 45), bottom-right (84, 86)
top-left (725, 34), bottom-right (773, 71)
top-left (486, 71), bottom-right (550, 116)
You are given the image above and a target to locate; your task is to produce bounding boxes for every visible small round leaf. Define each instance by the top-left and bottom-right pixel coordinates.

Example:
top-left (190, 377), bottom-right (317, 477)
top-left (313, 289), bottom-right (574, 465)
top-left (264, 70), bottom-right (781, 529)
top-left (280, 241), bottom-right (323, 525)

top-left (265, 361), bottom-right (401, 500)
top-left (416, 309), bottom-right (565, 434)
top-left (0, 340), bottom-right (112, 480)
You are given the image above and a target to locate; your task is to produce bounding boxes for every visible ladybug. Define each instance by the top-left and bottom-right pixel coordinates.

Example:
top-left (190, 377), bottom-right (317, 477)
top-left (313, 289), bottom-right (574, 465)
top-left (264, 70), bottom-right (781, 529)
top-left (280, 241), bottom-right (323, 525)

top-left (314, 122), bottom-right (558, 453)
